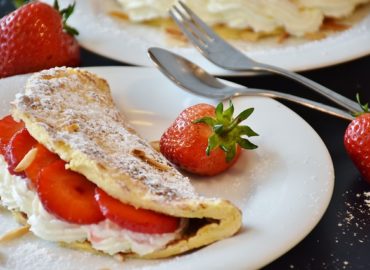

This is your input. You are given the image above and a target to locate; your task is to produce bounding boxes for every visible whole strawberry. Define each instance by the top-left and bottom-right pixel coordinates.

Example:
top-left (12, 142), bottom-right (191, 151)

top-left (0, 0), bottom-right (80, 78)
top-left (344, 95), bottom-right (370, 183)
top-left (160, 101), bottom-right (258, 176)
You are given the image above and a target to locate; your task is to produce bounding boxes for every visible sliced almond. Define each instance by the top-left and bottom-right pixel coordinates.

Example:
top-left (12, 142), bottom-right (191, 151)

top-left (132, 149), bottom-right (170, 172)
top-left (150, 141), bottom-right (160, 152)
top-left (108, 11), bottom-right (129, 21)
top-left (0, 225), bottom-right (30, 243)
top-left (14, 147), bottom-right (38, 173)
top-left (64, 123), bottom-right (80, 132)
top-left (12, 211), bottom-right (28, 226)
top-left (59, 241), bottom-right (102, 255)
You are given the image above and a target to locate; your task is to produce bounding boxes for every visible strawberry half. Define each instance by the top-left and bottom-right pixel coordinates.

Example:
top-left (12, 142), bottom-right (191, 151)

top-left (5, 128), bottom-right (37, 176)
top-left (0, 115), bottom-right (25, 155)
top-left (37, 160), bottom-right (104, 224)
top-left (160, 101), bottom-right (258, 176)
top-left (25, 143), bottom-right (59, 186)
top-left (95, 188), bottom-right (180, 234)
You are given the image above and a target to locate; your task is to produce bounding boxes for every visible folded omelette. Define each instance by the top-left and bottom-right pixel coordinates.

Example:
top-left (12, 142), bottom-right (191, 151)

top-left (0, 67), bottom-right (242, 259)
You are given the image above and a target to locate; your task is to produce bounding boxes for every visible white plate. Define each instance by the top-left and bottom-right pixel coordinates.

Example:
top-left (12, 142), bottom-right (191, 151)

top-left (46, 0), bottom-right (370, 74)
top-left (0, 67), bottom-right (334, 270)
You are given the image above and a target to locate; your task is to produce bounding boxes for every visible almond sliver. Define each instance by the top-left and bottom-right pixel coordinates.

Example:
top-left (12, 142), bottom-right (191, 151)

top-left (14, 147), bottom-right (38, 173)
top-left (150, 141), bottom-right (160, 152)
top-left (132, 148), bottom-right (170, 172)
top-left (0, 225), bottom-right (30, 243)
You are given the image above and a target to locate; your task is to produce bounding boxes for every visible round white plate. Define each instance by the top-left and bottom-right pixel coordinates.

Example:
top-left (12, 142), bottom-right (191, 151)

top-left (45, 0), bottom-right (370, 74)
top-left (0, 67), bottom-right (334, 270)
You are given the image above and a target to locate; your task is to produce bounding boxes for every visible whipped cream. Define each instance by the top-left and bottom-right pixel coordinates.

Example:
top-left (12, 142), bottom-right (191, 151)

top-left (298, 0), bottom-right (370, 18)
top-left (116, 0), bottom-right (370, 36)
top-left (0, 156), bottom-right (182, 255)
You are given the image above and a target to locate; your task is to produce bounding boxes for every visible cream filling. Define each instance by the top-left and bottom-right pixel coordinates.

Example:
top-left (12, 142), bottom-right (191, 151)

top-left (0, 156), bottom-right (182, 255)
top-left (116, 0), bottom-right (370, 36)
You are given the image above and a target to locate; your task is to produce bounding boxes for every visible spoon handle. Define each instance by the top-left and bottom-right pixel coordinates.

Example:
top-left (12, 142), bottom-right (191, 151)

top-left (234, 87), bottom-right (354, 121)
top-left (257, 63), bottom-right (361, 113)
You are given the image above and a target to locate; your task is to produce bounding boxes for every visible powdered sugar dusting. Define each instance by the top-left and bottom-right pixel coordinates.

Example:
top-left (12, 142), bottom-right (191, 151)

top-left (13, 67), bottom-right (196, 202)
top-left (322, 189), bottom-right (370, 268)
top-left (364, 191), bottom-right (370, 208)
top-left (336, 190), bottom-right (370, 244)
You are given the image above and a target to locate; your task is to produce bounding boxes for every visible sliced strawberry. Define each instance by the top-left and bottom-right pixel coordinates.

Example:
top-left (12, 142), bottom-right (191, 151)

top-left (37, 160), bottom-right (104, 224)
top-left (5, 128), bottom-right (37, 176)
top-left (25, 143), bottom-right (60, 185)
top-left (95, 188), bottom-right (180, 234)
top-left (0, 115), bottom-right (25, 155)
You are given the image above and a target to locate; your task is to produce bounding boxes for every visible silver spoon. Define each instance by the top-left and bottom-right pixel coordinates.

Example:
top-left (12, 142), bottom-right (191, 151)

top-left (148, 47), bottom-right (354, 121)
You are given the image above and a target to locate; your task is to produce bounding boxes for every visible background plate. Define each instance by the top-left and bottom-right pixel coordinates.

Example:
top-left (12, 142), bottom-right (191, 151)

top-left (0, 67), bottom-right (334, 269)
top-left (47, 0), bottom-right (370, 75)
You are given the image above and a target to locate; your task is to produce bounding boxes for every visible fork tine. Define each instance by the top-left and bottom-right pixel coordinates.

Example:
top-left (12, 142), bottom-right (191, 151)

top-left (178, 1), bottom-right (217, 39)
top-left (169, 8), bottom-right (209, 52)
top-left (172, 6), bottom-right (210, 44)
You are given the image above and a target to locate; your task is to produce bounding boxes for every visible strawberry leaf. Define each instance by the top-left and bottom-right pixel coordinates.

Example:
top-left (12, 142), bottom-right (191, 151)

top-left (221, 144), bottom-right (236, 162)
top-left (12, 0), bottom-right (30, 8)
top-left (223, 100), bottom-right (234, 121)
top-left (54, 0), bottom-right (79, 36)
top-left (214, 124), bottom-right (224, 134)
top-left (60, 5), bottom-right (73, 19)
top-left (215, 102), bottom-right (224, 120)
top-left (234, 108), bottom-right (254, 123)
top-left (63, 24), bottom-right (79, 36)
top-left (193, 116), bottom-right (216, 126)
top-left (356, 93), bottom-right (369, 113)
top-left (53, 0), bottom-right (59, 10)
top-left (237, 138), bottom-right (258, 150)
top-left (236, 126), bottom-right (259, 137)
top-left (206, 134), bottom-right (219, 156)
top-left (194, 100), bottom-right (258, 162)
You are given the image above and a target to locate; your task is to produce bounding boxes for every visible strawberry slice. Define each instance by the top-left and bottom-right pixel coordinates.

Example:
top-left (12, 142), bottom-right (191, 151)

top-left (25, 143), bottom-right (60, 185)
top-left (5, 128), bottom-right (37, 175)
top-left (95, 188), bottom-right (180, 234)
top-left (37, 160), bottom-right (104, 224)
top-left (0, 115), bottom-right (25, 155)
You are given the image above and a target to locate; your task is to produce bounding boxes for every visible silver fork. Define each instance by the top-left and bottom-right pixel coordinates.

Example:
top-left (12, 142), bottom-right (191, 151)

top-left (169, 2), bottom-right (361, 114)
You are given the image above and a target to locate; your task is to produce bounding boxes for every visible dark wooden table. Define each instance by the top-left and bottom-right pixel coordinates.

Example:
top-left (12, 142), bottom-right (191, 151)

top-left (1, 2), bottom-right (370, 269)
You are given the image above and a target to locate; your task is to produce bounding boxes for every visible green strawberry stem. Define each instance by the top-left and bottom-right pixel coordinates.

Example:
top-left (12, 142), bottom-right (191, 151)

top-left (54, 0), bottom-right (79, 36)
top-left (194, 100), bottom-right (258, 162)
top-left (12, 0), bottom-right (30, 8)
top-left (353, 93), bottom-right (369, 117)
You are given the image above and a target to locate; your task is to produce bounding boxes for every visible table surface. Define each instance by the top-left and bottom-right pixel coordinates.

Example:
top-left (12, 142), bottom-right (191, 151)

top-left (1, 3), bottom-right (370, 270)
top-left (246, 56), bottom-right (370, 270)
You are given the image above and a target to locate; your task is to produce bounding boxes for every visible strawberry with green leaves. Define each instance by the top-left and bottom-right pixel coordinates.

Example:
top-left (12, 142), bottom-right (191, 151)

top-left (0, 0), bottom-right (80, 78)
top-left (160, 101), bottom-right (258, 176)
top-left (344, 94), bottom-right (370, 183)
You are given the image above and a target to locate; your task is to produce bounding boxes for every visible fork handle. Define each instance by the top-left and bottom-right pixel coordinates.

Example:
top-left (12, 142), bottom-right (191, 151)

top-left (255, 63), bottom-right (361, 114)
top-left (235, 87), bottom-right (354, 121)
